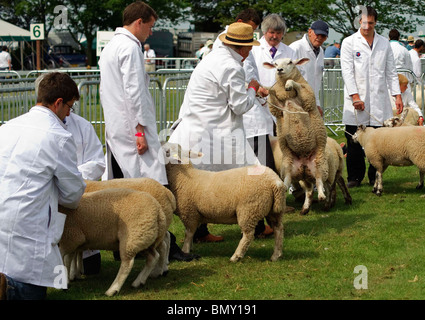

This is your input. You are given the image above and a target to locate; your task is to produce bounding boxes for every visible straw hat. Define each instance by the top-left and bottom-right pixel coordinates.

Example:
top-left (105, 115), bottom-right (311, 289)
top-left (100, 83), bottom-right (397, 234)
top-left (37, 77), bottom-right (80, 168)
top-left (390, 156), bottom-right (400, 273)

top-left (219, 22), bottom-right (260, 46)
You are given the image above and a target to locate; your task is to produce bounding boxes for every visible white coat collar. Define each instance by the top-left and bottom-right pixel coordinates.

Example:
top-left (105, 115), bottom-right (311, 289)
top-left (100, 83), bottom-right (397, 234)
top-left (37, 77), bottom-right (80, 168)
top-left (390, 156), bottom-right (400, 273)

top-left (32, 105), bottom-right (67, 129)
top-left (355, 29), bottom-right (378, 50)
top-left (114, 27), bottom-right (141, 47)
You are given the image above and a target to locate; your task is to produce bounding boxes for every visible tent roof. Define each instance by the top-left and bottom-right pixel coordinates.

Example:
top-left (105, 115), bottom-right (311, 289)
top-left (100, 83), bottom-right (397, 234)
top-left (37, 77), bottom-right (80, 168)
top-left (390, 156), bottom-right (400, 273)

top-left (0, 19), bottom-right (31, 41)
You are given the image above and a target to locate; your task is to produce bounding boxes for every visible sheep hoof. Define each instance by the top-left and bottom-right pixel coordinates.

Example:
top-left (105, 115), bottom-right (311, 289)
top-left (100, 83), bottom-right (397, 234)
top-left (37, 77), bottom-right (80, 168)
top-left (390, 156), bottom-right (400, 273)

top-left (230, 255), bottom-right (241, 263)
top-left (416, 183), bottom-right (424, 190)
top-left (105, 289), bottom-right (119, 297)
top-left (300, 208), bottom-right (310, 215)
top-left (270, 253), bottom-right (281, 262)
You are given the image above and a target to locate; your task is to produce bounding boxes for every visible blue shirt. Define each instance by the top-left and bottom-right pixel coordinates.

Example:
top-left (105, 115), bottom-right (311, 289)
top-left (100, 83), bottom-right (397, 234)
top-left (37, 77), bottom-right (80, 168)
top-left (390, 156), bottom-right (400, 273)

top-left (324, 45), bottom-right (340, 58)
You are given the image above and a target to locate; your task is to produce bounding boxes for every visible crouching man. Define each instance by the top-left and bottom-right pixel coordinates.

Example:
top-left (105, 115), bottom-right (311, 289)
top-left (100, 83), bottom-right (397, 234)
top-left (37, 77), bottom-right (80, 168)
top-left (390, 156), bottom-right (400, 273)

top-left (0, 72), bottom-right (86, 300)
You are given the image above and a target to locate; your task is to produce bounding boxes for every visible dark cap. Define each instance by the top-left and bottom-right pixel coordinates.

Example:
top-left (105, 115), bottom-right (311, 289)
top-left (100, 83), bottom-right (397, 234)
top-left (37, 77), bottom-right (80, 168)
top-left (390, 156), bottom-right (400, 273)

top-left (310, 20), bottom-right (329, 36)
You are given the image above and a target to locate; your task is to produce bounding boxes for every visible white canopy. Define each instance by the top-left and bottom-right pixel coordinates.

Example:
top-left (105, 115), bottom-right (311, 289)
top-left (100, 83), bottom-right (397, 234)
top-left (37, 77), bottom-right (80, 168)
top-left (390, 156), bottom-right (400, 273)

top-left (0, 19), bottom-right (31, 41)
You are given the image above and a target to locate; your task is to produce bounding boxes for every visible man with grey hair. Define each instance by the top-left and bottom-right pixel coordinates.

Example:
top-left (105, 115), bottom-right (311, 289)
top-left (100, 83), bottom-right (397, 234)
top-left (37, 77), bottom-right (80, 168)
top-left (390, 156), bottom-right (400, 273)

top-left (243, 13), bottom-right (297, 236)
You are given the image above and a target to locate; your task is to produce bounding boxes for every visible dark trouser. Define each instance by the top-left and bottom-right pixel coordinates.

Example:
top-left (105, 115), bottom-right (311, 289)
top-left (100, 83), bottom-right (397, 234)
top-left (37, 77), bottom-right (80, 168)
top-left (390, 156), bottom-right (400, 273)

top-left (345, 125), bottom-right (377, 183)
top-left (3, 274), bottom-right (46, 300)
top-left (248, 135), bottom-right (276, 234)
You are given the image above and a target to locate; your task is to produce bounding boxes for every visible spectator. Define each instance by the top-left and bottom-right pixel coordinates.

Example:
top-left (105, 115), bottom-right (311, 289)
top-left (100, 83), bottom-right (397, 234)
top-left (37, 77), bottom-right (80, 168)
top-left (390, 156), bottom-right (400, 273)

top-left (388, 28), bottom-right (413, 71)
top-left (99, 1), bottom-right (197, 262)
top-left (324, 42), bottom-right (340, 68)
top-left (406, 35), bottom-right (415, 50)
top-left (341, 6), bottom-right (403, 188)
top-left (290, 20), bottom-right (329, 116)
top-left (0, 46), bottom-right (12, 71)
top-left (199, 40), bottom-right (214, 59)
top-left (195, 44), bottom-right (204, 60)
top-left (390, 74), bottom-right (423, 126)
top-left (0, 72), bottom-right (86, 300)
top-left (409, 39), bottom-right (425, 78)
top-left (144, 43), bottom-right (156, 72)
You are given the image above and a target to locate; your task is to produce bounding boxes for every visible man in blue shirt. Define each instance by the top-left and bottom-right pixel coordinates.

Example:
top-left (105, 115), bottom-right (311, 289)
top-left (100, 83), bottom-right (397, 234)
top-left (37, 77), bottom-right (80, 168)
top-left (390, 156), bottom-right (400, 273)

top-left (324, 42), bottom-right (340, 67)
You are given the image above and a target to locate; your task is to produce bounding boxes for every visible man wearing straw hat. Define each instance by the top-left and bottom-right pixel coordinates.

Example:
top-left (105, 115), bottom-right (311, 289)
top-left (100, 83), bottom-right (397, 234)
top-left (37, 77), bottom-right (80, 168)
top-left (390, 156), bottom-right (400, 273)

top-left (169, 22), bottom-right (262, 172)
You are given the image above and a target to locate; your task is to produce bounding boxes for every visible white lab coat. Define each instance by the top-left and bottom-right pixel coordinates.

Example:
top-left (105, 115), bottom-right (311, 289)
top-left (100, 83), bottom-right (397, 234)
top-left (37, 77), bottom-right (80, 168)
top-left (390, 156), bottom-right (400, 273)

top-left (341, 30), bottom-right (401, 126)
top-left (168, 45), bottom-right (258, 171)
top-left (65, 112), bottom-right (105, 181)
top-left (409, 49), bottom-right (422, 78)
top-left (389, 40), bottom-right (413, 71)
top-left (289, 34), bottom-right (324, 107)
top-left (99, 27), bottom-right (167, 184)
top-left (0, 106), bottom-right (86, 288)
top-left (243, 36), bottom-right (297, 137)
top-left (389, 87), bottom-right (423, 118)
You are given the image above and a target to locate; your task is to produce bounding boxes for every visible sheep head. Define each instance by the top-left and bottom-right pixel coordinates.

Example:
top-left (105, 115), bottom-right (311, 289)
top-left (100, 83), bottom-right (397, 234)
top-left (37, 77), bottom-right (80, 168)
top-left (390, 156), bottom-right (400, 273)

top-left (352, 125), bottom-right (367, 144)
top-left (263, 58), bottom-right (310, 86)
top-left (161, 142), bottom-right (203, 165)
top-left (383, 108), bottom-right (409, 127)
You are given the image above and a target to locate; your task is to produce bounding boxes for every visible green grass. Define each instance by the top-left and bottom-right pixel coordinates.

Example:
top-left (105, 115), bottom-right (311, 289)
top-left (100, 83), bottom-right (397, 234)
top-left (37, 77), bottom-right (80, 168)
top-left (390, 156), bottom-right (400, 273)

top-left (46, 131), bottom-right (425, 300)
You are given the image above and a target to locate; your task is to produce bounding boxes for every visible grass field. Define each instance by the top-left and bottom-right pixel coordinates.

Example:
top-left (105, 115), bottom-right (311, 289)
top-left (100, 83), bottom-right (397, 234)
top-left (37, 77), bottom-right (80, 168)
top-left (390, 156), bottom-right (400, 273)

top-left (44, 131), bottom-right (425, 301)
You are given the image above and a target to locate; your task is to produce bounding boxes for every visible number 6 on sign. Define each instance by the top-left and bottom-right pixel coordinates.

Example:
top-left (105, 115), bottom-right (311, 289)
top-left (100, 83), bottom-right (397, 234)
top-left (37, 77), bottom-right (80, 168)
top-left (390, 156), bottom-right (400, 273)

top-left (30, 24), bottom-right (45, 40)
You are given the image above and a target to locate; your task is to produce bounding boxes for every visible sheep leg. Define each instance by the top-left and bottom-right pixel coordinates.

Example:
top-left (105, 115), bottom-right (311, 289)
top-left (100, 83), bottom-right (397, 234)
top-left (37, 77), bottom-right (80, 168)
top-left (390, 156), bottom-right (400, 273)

top-left (149, 232), bottom-right (170, 278)
top-left (105, 256), bottom-right (135, 296)
top-left (373, 171), bottom-right (383, 196)
top-left (416, 171), bottom-right (424, 189)
top-left (230, 229), bottom-right (255, 262)
top-left (62, 252), bottom-right (74, 282)
top-left (182, 221), bottom-right (199, 253)
top-left (323, 181), bottom-right (334, 211)
top-left (268, 214), bottom-right (284, 262)
top-left (336, 175), bottom-right (352, 205)
top-left (299, 181), bottom-right (314, 215)
top-left (132, 247), bottom-right (160, 288)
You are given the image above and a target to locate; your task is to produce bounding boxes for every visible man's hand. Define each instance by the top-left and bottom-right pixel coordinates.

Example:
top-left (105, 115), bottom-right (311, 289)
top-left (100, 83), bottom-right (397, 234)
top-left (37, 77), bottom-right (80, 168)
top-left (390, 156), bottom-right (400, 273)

top-left (394, 95), bottom-right (403, 114)
top-left (351, 93), bottom-right (365, 111)
top-left (248, 79), bottom-right (260, 93)
top-left (135, 124), bottom-right (148, 155)
top-left (257, 87), bottom-right (269, 97)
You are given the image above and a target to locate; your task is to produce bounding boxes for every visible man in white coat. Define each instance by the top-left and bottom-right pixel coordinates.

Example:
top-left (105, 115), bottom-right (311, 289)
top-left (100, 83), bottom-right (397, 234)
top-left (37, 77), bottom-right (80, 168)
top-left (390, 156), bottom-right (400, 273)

top-left (290, 20), bottom-right (329, 116)
top-left (99, 2), bottom-right (167, 185)
top-left (388, 28), bottom-right (413, 71)
top-left (169, 22), bottom-right (261, 171)
top-left (243, 14), bottom-right (297, 165)
top-left (409, 39), bottom-right (425, 79)
top-left (341, 6), bottom-right (403, 188)
top-left (0, 72), bottom-right (86, 300)
top-left (99, 2), bottom-right (197, 262)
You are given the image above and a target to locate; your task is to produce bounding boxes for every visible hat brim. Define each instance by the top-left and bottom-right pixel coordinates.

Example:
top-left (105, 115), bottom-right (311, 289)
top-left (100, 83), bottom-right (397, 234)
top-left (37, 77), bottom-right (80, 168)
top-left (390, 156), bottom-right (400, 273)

top-left (312, 29), bottom-right (328, 36)
top-left (219, 33), bottom-right (260, 46)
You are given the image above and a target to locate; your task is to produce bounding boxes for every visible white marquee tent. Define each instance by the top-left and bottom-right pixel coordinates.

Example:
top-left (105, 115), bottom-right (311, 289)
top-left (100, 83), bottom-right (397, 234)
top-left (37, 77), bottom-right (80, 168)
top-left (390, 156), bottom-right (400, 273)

top-left (0, 19), bottom-right (32, 70)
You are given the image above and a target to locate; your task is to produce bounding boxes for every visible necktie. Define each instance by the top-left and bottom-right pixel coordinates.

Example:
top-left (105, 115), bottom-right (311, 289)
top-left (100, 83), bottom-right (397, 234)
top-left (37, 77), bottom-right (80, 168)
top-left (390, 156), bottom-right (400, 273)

top-left (270, 46), bottom-right (277, 58)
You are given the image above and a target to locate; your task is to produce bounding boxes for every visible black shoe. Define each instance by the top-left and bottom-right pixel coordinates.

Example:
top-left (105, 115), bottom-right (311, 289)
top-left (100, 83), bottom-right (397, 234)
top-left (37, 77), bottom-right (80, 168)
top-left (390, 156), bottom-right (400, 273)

top-left (347, 180), bottom-right (361, 188)
top-left (169, 250), bottom-right (201, 262)
top-left (369, 180), bottom-right (375, 186)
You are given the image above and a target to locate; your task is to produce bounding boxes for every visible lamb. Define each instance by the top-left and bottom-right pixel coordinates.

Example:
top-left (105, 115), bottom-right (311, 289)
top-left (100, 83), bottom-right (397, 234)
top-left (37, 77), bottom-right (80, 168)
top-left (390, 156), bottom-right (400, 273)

top-left (353, 125), bottom-right (425, 196)
top-left (162, 142), bottom-right (286, 262)
top-left (270, 136), bottom-right (352, 214)
top-left (59, 188), bottom-right (172, 296)
top-left (264, 58), bottom-right (328, 208)
top-left (66, 177), bottom-right (176, 282)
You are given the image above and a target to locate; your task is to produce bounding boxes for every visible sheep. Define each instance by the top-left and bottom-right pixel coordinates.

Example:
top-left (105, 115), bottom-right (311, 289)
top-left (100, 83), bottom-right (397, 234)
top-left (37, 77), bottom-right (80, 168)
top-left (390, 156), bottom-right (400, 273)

top-left (67, 177), bottom-right (176, 281)
top-left (263, 58), bottom-right (328, 209)
top-left (59, 188), bottom-right (171, 296)
top-left (162, 142), bottom-right (286, 262)
top-left (352, 125), bottom-right (425, 196)
top-left (270, 136), bottom-right (352, 214)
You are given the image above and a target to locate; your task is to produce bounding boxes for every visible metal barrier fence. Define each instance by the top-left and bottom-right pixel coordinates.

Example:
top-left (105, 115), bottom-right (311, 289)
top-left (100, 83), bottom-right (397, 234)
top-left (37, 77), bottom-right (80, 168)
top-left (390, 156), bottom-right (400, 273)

top-left (1, 65), bottom-right (424, 141)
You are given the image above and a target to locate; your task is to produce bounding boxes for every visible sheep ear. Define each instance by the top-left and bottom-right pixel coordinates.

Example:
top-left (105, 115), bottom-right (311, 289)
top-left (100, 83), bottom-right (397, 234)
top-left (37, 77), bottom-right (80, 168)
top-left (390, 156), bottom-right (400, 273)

top-left (189, 150), bottom-right (203, 159)
top-left (263, 62), bottom-right (276, 69)
top-left (358, 124), bottom-right (366, 131)
top-left (294, 58), bottom-right (310, 66)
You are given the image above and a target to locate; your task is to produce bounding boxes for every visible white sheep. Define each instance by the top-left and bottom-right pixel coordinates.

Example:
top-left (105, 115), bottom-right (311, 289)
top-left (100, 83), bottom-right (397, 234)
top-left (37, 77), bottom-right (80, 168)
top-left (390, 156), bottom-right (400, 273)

top-left (66, 177), bottom-right (176, 282)
top-left (59, 188), bottom-right (172, 296)
top-left (270, 136), bottom-right (352, 214)
top-left (353, 125), bottom-right (425, 196)
top-left (264, 58), bottom-right (328, 208)
top-left (162, 142), bottom-right (286, 262)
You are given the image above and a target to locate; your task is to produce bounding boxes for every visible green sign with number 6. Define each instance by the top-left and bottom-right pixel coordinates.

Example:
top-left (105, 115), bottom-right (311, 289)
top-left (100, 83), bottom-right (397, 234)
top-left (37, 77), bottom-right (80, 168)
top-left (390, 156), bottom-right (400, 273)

top-left (30, 24), bottom-right (45, 40)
